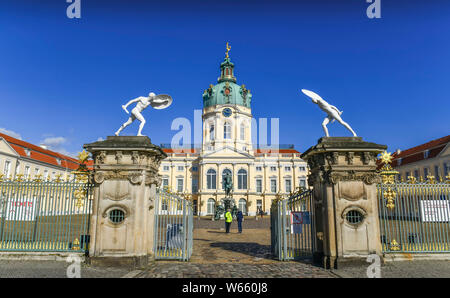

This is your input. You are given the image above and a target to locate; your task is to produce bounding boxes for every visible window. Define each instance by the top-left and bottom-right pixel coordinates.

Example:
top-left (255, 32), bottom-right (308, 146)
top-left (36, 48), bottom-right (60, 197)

top-left (346, 210), bottom-right (364, 225)
top-left (397, 158), bottom-right (402, 166)
top-left (192, 178), bottom-right (198, 193)
top-left (270, 179), bottom-right (277, 193)
top-left (209, 124), bottom-right (215, 141)
top-left (177, 166), bottom-right (184, 171)
top-left (14, 162), bottom-right (20, 178)
top-left (423, 168), bottom-right (429, 178)
top-left (162, 178), bottom-right (169, 189)
top-left (238, 169), bottom-right (247, 190)
top-left (256, 179), bottom-right (262, 193)
top-left (240, 124), bottom-right (245, 140)
top-left (177, 179), bottom-right (184, 192)
top-left (51, 172), bottom-right (56, 181)
top-left (34, 168), bottom-right (39, 176)
top-left (192, 166), bottom-right (198, 172)
top-left (285, 179), bottom-right (292, 193)
top-left (207, 169), bottom-right (216, 189)
top-left (3, 161), bottom-right (11, 179)
top-left (238, 198), bottom-right (247, 214)
top-left (222, 169), bottom-right (232, 190)
top-left (435, 166), bottom-right (440, 180)
top-left (163, 165), bottom-right (169, 171)
top-left (270, 166), bottom-right (276, 171)
top-left (24, 166), bottom-right (31, 180)
top-left (285, 166), bottom-right (291, 171)
top-left (299, 166), bottom-right (306, 171)
top-left (444, 163), bottom-right (449, 177)
top-left (256, 166), bottom-right (262, 172)
top-left (414, 170), bottom-right (419, 179)
top-left (207, 198), bottom-right (215, 215)
top-left (405, 171), bottom-right (410, 180)
top-left (224, 122), bottom-right (231, 139)
top-left (424, 150), bottom-right (430, 159)
top-left (109, 209), bottom-right (125, 224)
top-left (299, 178), bottom-right (306, 188)
top-left (43, 170), bottom-right (49, 181)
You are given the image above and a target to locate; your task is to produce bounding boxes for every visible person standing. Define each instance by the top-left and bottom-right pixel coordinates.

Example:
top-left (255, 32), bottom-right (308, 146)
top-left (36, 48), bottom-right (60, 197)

top-left (236, 210), bottom-right (244, 233)
top-left (225, 209), bottom-right (233, 233)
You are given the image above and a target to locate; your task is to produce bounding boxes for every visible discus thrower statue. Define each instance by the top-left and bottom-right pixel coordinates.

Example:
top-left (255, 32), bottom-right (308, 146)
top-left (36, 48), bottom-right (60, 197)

top-left (301, 89), bottom-right (357, 137)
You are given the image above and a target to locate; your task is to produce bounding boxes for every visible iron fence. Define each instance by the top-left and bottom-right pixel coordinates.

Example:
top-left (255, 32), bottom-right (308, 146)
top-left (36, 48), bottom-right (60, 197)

top-left (271, 190), bottom-right (314, 261)
top-left (378, 181), bottom-right (450, 253)
top-left (0, 180), bottom-right (93, 252)
top-left (153, 188), bottom-right (193, 261)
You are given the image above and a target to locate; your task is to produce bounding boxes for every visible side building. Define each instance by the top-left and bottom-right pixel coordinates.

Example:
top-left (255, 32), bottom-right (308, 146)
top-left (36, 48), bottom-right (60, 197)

top-left (390, 135), bottom-right (450, 181)
top-left (158, 50), bottom-right (309, 216)
top-left (0, 132), bottom-right (80, 181)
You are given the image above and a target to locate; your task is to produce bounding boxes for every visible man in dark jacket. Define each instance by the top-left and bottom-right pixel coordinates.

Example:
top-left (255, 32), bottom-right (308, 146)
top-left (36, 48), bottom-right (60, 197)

top-left (236, 210), bottom-right (244, 233)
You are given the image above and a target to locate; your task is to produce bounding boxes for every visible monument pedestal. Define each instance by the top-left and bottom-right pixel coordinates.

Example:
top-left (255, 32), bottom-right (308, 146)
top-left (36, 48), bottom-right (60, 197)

top-left (301, 137), bottom-right (386, 269)
top-left (84, 136), bottom-right (166, 268)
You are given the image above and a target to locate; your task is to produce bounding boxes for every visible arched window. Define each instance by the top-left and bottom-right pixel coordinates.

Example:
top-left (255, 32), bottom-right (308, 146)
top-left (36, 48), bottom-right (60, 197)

top-left (224, 122), bottom-right (231, 139)
top-left (207, 169), bottom-right (216, 189)
top-left (207, 198), bottom-right (216, 215)
top-left (209, 124), bottom-right (215, 141)
top-left (222, 169), bottom-right (232, 190)
top-left (240, 123), bottom-right (245, 140)
top-left (239, 198), bottom-right (247, 214)
top-left (238, 169), bottom-right (247, 189)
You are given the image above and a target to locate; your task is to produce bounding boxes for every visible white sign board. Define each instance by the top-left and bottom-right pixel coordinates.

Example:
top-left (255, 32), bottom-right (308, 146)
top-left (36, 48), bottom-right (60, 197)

top-left (2, 197), bottom-right (38, 221)
top-left (420, 200), bottom-right (450, 222)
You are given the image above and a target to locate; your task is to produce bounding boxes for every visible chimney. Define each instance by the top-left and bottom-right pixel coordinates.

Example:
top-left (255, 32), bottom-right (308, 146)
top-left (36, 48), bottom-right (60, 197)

top-left (396, 149), bottom-right (401, 155)
top-left (40, 144), bottom-right (48, 150)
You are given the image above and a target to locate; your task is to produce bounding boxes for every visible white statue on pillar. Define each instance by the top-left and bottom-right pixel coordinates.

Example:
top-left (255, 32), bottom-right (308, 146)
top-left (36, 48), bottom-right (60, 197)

top-left (301, 89), bottom-right (357, 137)
top-left (115, 92), bottom-right (172, 136)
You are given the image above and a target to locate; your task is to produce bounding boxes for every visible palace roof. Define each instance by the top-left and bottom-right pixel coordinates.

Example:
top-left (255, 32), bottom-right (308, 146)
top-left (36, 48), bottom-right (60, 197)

top-left (0, 132), bottom-right (80, 170)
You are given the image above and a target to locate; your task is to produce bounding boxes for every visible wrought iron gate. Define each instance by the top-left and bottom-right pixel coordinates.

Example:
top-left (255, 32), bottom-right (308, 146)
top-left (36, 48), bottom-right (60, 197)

top-left (153, 188), bottom-right (193, 261)
top-left (378, 152), bottom-right (450, 253)
top-left (271, 189), bottom-right (315, 261)
top-left (0, 179), bottom-right (93, 252)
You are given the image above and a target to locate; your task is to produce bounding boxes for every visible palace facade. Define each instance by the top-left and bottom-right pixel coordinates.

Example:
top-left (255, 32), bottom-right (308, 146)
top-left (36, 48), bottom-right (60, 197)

top-left (158, 51), bottom-right (309, 216)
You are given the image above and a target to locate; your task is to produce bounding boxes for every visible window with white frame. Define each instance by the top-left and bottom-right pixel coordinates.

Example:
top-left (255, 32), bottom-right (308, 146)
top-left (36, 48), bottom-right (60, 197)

top-left (270, 179), bottom-right (277, 193)
top-left (3, 161), bottom-right (11, 179)
top-left (240, 123), bottom-right (245, 140)
top-left (163, 165), bottom-right (170, 171)
top-left (207, 198), bottom-right (215, 215)
top-left (224, 122), bottom-right (231, 139)
top-left (435, 165), bottom-right (440, 180)
top-left (192, 178), bottom-right (198, 193)
top-left (25, 166), bottom-right (31, 180)
top-left (177, 178), bottom-right (184, 193)
top-left (207, 169), bottom-right (216, 189)
top-left (162, 178), bottom-right (169, 189)
top-left (43, 170), bottom-right (49, 180)
top-left (177, 165), bottom-right (184, 171)
top-left (424, 168), bottom-right (429, 178)
top-left (285, 179), bottom-right (292, 193)
top-left (299, 178), bottom-right (306, 188)
top-left (299, 166), bottom-right (306, 171)
top-left (270, 166), bottom-right (276, 171)
top-left (34, 168), bottom-right (39, 177)
top-left (256, 179), bottom-right (262, 193)
top-left (255, 166), bottom-right (262, 172)
top-left (209, 124), bottom-right (215, 141)
top-left (237, 169), bottom-right (247, 189)
top-left (285, 166), bottom-right (291, 171)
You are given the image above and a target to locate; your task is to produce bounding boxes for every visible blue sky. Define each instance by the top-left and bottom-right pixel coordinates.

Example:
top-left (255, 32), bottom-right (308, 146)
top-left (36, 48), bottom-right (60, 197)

top-left (0, 0), bottom-right (449, 156)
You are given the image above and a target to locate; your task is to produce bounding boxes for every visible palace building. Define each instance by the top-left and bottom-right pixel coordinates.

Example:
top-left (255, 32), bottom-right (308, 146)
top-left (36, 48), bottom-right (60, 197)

top-left (0, 132), bottom-right (80, 181)
top-left (158, 49), bottom-right (309, 216)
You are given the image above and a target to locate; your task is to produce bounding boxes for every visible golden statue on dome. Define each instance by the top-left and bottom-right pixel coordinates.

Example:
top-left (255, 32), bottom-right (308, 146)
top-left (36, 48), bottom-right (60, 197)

top-left (225, 42), bottom-right (231, 58)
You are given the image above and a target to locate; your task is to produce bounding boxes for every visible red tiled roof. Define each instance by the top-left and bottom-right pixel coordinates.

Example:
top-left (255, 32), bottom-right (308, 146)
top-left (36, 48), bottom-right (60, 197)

top-left (391, 135), bottom-right (450, 167)
top-left (0, 132), bottom-right (81, 170)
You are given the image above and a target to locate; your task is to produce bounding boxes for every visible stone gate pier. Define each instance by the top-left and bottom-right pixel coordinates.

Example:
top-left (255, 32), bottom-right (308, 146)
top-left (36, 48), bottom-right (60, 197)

top-left (301, 137), bottom-right (386, 269)
top-left (84, 136), bottom-right (166, 268)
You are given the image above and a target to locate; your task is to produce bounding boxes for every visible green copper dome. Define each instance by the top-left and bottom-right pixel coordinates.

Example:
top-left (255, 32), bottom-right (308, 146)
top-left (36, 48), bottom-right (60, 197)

top-left (202, 56), bottom-right (252, 108)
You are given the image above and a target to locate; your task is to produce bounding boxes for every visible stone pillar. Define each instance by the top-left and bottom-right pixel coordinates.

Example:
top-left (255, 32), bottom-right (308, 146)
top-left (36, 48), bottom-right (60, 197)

top-left (84, 136), bottom-right (166, 268)
top-left (301, 137), bottom-right (386, 269)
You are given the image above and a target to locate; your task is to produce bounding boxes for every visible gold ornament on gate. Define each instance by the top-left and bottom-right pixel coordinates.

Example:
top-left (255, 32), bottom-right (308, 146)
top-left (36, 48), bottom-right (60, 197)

top-left (378, 151), bottom-right (399, 209)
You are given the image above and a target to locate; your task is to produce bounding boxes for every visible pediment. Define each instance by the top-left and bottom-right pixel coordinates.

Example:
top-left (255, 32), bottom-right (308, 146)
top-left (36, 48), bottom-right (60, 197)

top-left (0, 138), bottom-right (20, 157)
top-left (202, 146), bottom-right (254, 160)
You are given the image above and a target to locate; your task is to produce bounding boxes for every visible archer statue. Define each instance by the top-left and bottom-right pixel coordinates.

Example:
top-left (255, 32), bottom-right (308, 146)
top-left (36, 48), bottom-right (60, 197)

top-left (301, 89), bottom-right (357, 137)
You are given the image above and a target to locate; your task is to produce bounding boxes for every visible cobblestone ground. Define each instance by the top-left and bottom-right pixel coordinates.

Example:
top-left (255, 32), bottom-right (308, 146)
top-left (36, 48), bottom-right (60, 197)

top-left (143, 218), bottom-right (335, 278)
top-left (0, 260), bottom-right (131, 278)
top-left (331, 260), bottom-right (450, 278)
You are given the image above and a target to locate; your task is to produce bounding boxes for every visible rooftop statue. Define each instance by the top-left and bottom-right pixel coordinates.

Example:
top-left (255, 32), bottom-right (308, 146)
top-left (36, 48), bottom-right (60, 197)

top-left (115, 92), bottom-right (172, 136)
top-left (301, 89), bottom-right (357, 137)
